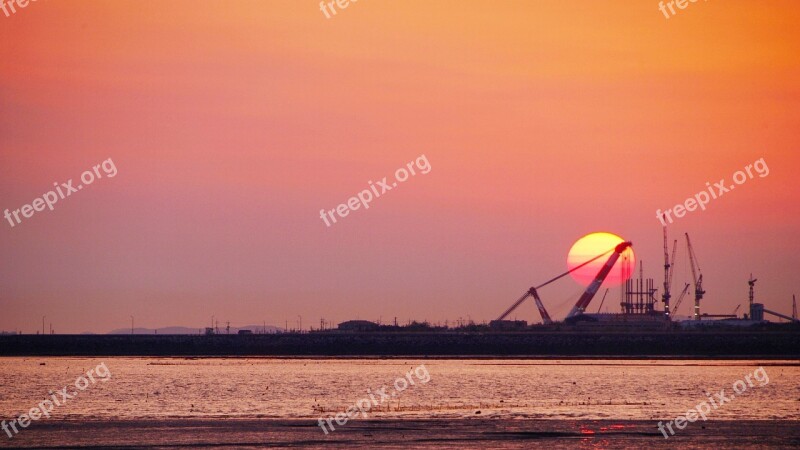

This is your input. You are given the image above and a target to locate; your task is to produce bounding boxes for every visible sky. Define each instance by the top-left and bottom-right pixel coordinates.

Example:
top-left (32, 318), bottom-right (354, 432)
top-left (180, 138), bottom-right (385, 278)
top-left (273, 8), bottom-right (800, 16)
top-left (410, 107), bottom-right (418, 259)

top-left (1, 1), bottom-right (799, 333)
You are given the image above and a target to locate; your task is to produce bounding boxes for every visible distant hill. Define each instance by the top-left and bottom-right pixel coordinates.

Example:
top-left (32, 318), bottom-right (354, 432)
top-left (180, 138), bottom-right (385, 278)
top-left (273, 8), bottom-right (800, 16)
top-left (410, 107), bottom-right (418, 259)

top-left (107, 325), bottom-right (283, 335)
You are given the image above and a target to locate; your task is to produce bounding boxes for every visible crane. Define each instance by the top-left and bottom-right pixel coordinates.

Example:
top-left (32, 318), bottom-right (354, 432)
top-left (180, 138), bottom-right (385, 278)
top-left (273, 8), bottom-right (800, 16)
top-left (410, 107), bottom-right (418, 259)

top-left (686, 233), bottom-right (705, 320)
top-left (497, 242), bottom-right (632, 323)
top-left (662, 220), bottom-right (678, 319)
top-left (672, 283), bottom-right (691, 316)
top-left (732, 304), bottom-right (741, 316)
top-left (496, 246), bottom-right (616, 323)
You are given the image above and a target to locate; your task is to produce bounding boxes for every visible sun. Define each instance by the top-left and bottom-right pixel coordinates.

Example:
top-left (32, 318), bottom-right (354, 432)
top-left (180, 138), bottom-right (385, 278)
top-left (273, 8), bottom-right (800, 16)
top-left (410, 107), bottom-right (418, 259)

top-left (567, 232), bottom-right (635, 287)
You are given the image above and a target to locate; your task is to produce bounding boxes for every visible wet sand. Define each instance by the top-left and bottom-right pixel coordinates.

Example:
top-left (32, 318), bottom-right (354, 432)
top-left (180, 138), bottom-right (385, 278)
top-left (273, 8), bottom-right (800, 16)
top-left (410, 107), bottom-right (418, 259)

top-left (1, 419), bottom-right (798, 449)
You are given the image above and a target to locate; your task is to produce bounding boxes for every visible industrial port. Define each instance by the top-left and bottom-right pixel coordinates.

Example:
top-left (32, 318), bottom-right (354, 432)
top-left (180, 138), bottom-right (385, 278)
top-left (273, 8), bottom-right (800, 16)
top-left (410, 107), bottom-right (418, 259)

top-left (482, 225), bottom-right (798, 332)
top-left (3, 226), bottom-right (797, 358)
top-left (327, 225), bottom-right (799, 334)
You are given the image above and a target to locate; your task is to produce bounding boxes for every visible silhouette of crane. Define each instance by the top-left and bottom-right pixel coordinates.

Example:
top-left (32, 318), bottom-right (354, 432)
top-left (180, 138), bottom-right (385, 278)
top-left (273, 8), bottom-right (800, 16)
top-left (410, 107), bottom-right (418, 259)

top-left (686, 233), bottom-right (705, 320)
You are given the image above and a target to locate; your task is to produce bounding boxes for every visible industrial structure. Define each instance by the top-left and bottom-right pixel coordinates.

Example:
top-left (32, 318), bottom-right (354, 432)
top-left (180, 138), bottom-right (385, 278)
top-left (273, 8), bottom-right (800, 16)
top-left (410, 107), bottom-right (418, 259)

top-left (329, 227), bottom-right (797, 333)
top-left (490, 228), bottom-right (797, 330)
top-left (493, 243), bottom-right (629, 325)
top-left (491, 241), bottom-right (672, 328)
top-left (746, 275), bottom-right (798, 323)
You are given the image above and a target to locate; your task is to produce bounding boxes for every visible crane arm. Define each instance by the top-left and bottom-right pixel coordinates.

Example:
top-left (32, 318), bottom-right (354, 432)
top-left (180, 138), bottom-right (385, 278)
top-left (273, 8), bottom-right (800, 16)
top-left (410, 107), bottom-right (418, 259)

top-left (686, 233), bottom-right (702, 290)
top-left (497, 290), bottom-right (532, 321)
top-left (672, 283), bottom-right (691, 313)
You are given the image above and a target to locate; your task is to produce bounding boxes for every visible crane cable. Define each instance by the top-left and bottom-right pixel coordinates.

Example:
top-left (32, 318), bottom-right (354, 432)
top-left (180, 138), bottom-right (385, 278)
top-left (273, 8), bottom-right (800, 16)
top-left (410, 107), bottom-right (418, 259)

top-left (534, 245), bottom-right (617, 290)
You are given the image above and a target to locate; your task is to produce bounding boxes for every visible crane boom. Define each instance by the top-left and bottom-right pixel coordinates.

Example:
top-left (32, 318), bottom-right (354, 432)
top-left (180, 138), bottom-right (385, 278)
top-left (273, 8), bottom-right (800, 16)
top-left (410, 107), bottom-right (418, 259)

top-left (669, 240), bottom-right (677, 289)
top-left (672, 283), bottom-right (691, 314)
top-left (497, 290), bottom-right (534, 323)
top-left (567, 241), bottom-right (632, 318)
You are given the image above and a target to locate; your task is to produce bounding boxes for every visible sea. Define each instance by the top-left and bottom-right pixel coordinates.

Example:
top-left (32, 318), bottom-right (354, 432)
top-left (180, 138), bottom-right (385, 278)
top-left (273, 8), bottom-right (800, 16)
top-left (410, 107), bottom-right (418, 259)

top-left (0, 358), bottom-right (798, 448)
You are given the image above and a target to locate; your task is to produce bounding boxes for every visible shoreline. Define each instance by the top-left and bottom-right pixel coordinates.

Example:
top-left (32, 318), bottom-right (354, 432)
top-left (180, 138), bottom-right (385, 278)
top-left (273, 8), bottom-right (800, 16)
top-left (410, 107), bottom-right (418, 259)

top-left (2, 332), bottom-right (799, 357)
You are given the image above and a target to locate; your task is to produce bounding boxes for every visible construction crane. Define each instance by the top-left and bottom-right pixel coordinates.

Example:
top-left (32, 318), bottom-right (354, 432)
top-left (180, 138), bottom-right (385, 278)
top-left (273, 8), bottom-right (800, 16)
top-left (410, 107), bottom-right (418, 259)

top-left (496, 246), bottom-right (616, 323)
top-left (567, 241), bottom-right (633, 318)
top-left (497, 242), bottom-right (632, 323)
top-left (748, 274), bottom-right (757, 313)
top-left (732, 304), bottom-right (741, 316)
top-left (661, 220), bottom-right (678, 319)
top-left (686, 233), bottom-right (705, 320)
top-left (672, 283), bottom-right (691, 315)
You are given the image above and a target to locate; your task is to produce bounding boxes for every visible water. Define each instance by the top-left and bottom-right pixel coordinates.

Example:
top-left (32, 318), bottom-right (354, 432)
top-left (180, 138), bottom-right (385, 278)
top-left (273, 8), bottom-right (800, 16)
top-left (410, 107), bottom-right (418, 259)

top-left (1, 358), bottom-right (799, 448)
top-left (1, 358), bottom-right (797, 421)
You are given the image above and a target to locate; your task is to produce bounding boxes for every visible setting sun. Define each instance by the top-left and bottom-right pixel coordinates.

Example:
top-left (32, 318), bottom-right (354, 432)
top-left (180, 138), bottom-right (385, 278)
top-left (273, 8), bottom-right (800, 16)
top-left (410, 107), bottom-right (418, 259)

top-left (567, 232), bottom-right (635, 287)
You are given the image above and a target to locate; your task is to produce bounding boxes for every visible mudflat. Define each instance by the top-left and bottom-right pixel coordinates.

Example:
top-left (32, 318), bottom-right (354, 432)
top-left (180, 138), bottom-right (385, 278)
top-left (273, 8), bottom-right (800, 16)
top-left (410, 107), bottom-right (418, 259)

top-left (1, 419), bottom-right (798, 449)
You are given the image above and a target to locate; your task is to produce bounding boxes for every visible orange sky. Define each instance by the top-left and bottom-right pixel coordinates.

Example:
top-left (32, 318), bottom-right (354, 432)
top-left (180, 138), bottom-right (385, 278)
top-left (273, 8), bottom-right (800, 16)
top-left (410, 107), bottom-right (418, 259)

top-left (1, 1), bottom-right (799, 332)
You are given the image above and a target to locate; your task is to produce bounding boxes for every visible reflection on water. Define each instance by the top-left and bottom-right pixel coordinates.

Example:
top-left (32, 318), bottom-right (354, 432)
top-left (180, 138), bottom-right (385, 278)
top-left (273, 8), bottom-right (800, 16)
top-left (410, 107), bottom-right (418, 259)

top-left (0, 358), bottom-right (796, 420)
